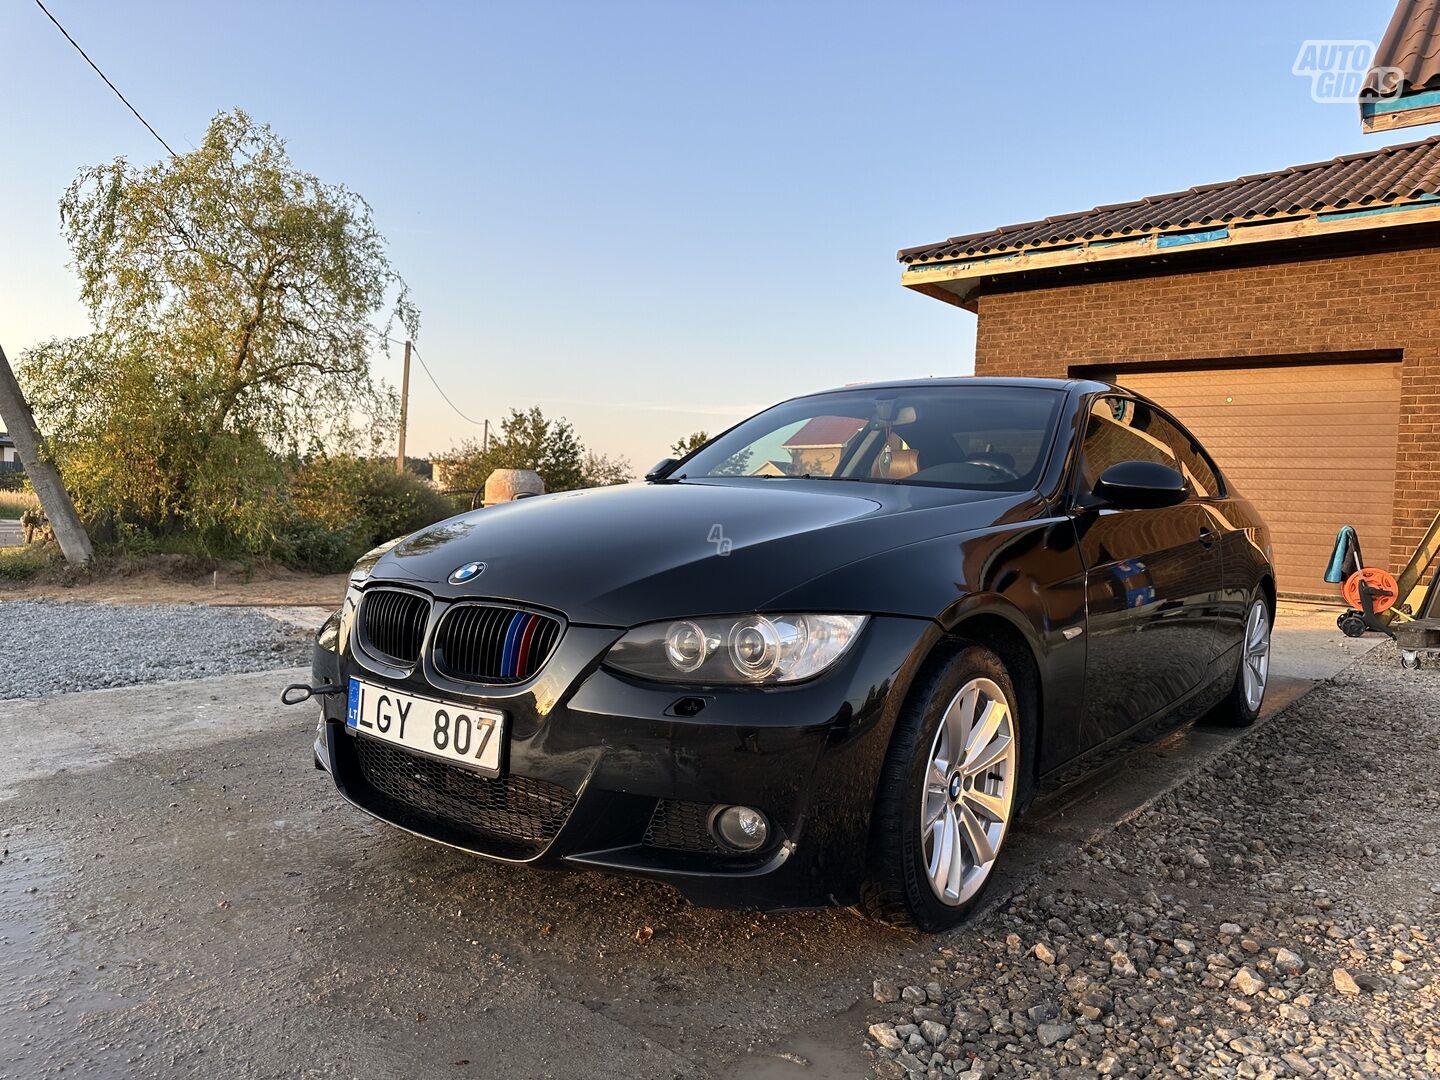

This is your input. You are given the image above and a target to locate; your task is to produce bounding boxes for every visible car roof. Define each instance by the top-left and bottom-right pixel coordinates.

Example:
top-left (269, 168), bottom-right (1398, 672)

top-left (801, 375), bottom-right (1113, 397)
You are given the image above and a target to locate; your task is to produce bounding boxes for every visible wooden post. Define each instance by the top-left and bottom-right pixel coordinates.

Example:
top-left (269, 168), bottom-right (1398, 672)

top-left (395, 338), bottom-right (412, 474)
top-left (0, 342), bottom-right (93, 565)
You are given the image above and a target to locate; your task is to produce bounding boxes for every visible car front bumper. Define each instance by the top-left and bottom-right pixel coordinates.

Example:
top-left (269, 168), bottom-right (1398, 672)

top-left (311, 612), bottom-right (937, 910)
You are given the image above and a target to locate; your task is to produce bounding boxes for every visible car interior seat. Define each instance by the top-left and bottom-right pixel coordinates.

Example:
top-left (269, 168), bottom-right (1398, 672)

top-left (874, 432), bottom-right (919, 479)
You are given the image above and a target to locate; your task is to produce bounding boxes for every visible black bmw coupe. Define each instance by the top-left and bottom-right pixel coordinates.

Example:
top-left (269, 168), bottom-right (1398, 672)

top-left (309, 377), bottom-right (1273, 930)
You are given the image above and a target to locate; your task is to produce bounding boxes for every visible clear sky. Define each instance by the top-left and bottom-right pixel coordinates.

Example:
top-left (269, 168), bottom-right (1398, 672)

top-left (0, 0), bottom-right (1422, 472)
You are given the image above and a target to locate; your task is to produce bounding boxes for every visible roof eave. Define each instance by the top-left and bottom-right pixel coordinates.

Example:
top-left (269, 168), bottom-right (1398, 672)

top-left (1360, 86), bottom-right (1440, 132)
top-left (900, 198), bottom-right (1440, 307)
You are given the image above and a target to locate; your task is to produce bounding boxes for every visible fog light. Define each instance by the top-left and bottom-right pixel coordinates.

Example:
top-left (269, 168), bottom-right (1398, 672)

top-left (712, 805), bottom-right (769, 851)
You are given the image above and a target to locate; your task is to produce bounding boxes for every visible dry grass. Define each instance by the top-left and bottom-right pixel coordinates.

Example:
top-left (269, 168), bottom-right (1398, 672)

top-left (0, 489), bottom-right (39, 520)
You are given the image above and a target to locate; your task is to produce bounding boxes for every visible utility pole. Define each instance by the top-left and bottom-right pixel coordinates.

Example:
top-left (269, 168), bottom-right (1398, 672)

top-left (483, 418), bottom-right (490, 454)
top-left (0, 342), bottom-right (93, 565)
top-left (395, 338), bottom-right (412, 474)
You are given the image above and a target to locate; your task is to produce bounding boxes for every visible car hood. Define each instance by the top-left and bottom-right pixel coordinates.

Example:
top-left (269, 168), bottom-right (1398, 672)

top-left (370, 479), bottom-right (1038, 626)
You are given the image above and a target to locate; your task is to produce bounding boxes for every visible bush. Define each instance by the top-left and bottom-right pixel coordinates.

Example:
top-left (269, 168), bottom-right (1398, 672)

top-left (271, 517), bottom-right (365, 574)
top-left (285, 456), bottom-right (456, 572)
top-left (0, 543), bottom-right (60, 581)
top-left (2, 455), bottom-right (457, 576)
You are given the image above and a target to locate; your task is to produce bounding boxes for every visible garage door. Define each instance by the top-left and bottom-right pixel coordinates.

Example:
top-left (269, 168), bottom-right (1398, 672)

top-left (1108, 361), bottom-right (1401, 599)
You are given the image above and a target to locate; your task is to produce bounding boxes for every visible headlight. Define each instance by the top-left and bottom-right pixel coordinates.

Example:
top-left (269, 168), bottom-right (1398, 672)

top-left (605, 614), bottom-right (868, 685)
top-left (317, 608), bottom-right (342, 652)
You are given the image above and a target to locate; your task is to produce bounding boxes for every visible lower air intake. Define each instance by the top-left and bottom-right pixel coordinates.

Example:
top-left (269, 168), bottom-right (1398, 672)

top-left (643, 799), bottom-right (727, 854)
top-left (352, 738), bottom-right (575, 851)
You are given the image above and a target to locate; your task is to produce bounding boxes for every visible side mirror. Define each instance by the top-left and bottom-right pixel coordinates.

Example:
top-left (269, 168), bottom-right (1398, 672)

top-left (1093, 460), bottom-right (1187, 508)
top-left (645, 457), bottom-right (679, 481)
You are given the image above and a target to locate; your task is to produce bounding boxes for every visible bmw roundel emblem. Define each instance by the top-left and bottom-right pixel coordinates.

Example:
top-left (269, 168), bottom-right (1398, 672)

top-left (449, 561), bottom-right (486, 584)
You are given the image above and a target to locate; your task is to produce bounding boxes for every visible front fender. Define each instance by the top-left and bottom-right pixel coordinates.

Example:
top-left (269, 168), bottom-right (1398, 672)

top-left (770, 516), bottom-right (1088, 774)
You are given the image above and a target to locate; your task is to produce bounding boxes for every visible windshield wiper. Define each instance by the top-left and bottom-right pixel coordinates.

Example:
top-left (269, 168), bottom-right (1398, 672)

top-left (749, 474), bottom-right (900, 485)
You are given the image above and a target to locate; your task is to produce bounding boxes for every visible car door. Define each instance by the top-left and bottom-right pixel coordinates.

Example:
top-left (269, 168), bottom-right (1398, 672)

top-left (1154, 411), bottom-right (1242, 661)
top-left (1071, 395), bottom-right (1224, 753)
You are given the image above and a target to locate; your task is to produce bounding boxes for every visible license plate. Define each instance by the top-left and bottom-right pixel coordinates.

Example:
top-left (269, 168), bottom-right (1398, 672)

top-left (346, 678), bottom-right (506, 776)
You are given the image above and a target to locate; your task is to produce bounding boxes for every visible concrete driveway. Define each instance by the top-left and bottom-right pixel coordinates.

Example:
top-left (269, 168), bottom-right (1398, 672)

top-left (0, 602), bottom-right (1381, 1078)
top-left (1270, 599), bottom-right (1384, 678)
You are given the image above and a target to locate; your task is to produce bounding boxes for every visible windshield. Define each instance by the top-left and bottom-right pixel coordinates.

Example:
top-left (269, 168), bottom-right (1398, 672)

top-left (678, 385), bottom-right (1065, 491)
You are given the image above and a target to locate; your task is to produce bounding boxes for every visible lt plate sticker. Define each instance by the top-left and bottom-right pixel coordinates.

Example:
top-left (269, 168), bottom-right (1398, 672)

top-left (346, 678), bottom-right (362, 727)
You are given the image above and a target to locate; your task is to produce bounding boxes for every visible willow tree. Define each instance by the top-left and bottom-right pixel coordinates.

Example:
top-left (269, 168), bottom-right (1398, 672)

top-left (20, 109), bottom-right (415, 544)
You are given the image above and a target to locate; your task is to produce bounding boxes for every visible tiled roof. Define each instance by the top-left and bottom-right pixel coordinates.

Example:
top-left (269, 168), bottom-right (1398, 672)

top-left (898, 135), bottom-right (1440, 264)
top-left (1367, 0), bottom-right (1440, 96)
top-left (782, 416), bottom-right (865, 448)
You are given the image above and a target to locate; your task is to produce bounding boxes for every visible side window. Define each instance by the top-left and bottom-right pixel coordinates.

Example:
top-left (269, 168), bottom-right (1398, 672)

top-left (1154, 415), bottom-right (1224, 498)
top-left (1077, 397), bottom-right (1179, 495)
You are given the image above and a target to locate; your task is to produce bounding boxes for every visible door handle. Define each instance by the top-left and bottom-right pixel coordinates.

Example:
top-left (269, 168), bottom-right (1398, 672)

top-left (1198, 527), bottom-right (1218, 548)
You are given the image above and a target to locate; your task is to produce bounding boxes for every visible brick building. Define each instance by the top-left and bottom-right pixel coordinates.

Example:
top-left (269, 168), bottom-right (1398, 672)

top-left (897, 136), bottom-right (1440, 599)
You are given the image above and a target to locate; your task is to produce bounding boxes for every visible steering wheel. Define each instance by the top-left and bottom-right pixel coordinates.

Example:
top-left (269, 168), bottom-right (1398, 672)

top-left (959, 455), bottom-right (1020, 481)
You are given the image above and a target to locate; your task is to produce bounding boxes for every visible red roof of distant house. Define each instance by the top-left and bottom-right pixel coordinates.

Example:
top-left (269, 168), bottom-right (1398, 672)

top-left (782, 416), bottom-right (865, 448)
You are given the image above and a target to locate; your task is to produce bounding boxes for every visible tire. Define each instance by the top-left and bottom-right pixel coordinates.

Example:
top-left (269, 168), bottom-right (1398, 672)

top-left (1203, 594), bottom-right (1272, 728)
top-left (860, 641), bottom-right (1033, 932)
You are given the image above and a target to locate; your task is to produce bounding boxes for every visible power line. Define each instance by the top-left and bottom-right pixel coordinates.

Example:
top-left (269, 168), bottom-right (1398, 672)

top-left (34, 0), bottom-right (178, 159)
top-left (406, 341), bottom-right (488, 427)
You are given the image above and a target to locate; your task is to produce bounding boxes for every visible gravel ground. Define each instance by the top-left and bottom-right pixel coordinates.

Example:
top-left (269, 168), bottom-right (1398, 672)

top-left (0, 599), bottom-right (313, 699)
top-left (865, 645), bottom-right (1439, 1079)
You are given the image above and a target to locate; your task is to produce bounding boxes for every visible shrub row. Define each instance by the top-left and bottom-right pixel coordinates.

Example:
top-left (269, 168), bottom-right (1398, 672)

top-left (57, 455), bottom-right (463, 575)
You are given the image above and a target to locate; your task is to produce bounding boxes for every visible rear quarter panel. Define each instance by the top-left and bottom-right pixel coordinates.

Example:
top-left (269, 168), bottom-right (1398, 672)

top-left (1212, 493), bottom-right (1275, 640)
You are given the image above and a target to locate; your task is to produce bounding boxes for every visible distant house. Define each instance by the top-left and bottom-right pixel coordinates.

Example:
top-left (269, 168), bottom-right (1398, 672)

top-left (430, 458), bottom-right (458, 490)
top-left (775, 416), bottom-right (865, 475)
top-left (748, 459), bottom-right (792, 477)
top-left (0, 431), bottom-right (22, 473)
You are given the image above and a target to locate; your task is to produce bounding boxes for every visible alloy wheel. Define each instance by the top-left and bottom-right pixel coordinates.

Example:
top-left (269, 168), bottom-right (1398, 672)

top-left (1242, 601), bottom-right (1271, 713)
top-left (920, 676), bottom-right (1016, 906)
